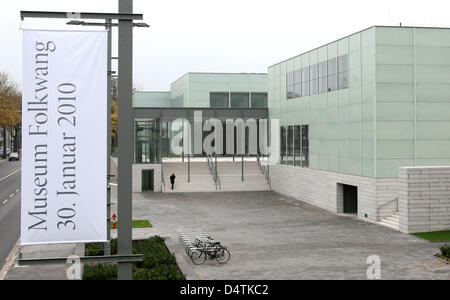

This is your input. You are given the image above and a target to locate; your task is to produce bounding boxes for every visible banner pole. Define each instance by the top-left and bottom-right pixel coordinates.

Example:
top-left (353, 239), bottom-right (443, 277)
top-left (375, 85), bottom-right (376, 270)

top-left (117, 0), bottom-right (134, 280)
top-left (105, 18), bottom-right (112, 256)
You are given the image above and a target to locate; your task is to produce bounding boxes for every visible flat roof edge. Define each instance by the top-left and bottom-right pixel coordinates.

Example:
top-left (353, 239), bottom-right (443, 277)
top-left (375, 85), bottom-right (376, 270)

top-left (268, 25), bottom-right (450, 69)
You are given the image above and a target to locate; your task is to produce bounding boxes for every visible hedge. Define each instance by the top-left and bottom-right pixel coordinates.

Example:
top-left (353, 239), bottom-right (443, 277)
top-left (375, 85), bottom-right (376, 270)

top-left (83, 236), bottom-right (185, 280)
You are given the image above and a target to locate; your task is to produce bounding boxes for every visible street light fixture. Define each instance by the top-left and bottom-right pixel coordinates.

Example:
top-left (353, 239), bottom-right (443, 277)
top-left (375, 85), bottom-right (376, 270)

top-left (66, 20), bottom-right (149, 27)
top-left (66, 20), bottom-right (84, 25)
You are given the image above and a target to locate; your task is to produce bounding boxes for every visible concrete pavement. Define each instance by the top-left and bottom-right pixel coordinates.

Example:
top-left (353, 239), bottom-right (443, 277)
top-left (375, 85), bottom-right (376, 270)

top-left (3, 179), bottom-right (449, 280)
top-left (131, 190), bottom-right (450, 280)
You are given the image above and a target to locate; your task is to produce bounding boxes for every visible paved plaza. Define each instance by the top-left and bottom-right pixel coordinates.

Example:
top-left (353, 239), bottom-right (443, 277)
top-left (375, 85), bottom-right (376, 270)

top-left (4, 188), bottom-right (448, 280)
top-left (132, 190), bottom-right (450, 280)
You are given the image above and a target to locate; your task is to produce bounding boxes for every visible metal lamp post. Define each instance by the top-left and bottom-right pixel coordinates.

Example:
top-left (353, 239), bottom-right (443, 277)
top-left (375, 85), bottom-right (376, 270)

top-left (19, 0), bottom-right (149, 281)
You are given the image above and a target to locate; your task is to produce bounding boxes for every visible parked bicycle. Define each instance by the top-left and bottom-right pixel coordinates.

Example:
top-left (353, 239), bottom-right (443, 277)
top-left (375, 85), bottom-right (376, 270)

top-left (186, 236), bottom-right (215, 257)
top-left (188, 237), bottom-right (231, 265)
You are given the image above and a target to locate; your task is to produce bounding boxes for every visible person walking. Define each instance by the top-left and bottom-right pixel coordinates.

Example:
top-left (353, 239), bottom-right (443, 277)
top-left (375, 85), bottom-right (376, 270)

top-left (170, 173), bottom-right (176, 190)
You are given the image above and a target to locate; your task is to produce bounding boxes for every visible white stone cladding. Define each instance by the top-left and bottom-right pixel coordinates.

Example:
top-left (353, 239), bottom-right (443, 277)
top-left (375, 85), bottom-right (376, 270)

top-left (269, 164), bottom-right (398, 223)
top-left (399, 166), bottom-right (450, 233)
top-left (132, 164), bottom-right (162, 193)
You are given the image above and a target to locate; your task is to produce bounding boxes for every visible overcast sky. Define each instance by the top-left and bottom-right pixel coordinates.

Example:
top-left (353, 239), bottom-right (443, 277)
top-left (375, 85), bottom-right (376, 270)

top-left (1, 0), bottom-right (450, 91)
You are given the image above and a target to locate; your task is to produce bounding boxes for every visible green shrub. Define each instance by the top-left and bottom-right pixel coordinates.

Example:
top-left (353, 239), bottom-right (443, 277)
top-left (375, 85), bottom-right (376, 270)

top-left (85, 240), bottom-right (118, 256)
top-left (85, 243), bottom-right (104, 256)
top-left (133, 236), bottom-right (177, 270)
top-left (83, 264), bottom-right (117, 280)
top-left (83, 236), bottom-right (185, 280)
top-left (133, 265), bottom-right (185, 280)
top-left (440, 244), bottom-right (450, 258)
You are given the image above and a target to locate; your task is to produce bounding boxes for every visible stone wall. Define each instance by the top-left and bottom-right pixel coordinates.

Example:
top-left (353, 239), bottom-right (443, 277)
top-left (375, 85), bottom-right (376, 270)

top-left (399, 166), bottom-right (450, 233)
top-left (269, 164), bottom-right (400, 223)
top-left (270, 165), bottom-right (379, 222)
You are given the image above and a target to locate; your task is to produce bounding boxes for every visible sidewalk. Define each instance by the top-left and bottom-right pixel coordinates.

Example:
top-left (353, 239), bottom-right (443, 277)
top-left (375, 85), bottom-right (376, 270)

top-left (2, 157), bottom-right (118, 280)
top-left (2, 243), bottom-right (84, 280)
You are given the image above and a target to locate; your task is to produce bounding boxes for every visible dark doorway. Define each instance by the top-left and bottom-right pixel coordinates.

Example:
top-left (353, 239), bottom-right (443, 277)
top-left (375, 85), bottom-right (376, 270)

top-left (343, 184), bottom-right (358, 214)
top-left (142, 170), bottom-right (154, 191)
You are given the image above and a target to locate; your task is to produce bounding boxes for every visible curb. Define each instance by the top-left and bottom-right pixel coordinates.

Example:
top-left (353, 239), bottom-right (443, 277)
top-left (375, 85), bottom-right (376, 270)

top-left (164, 236), bottom-right (198, 280)
top-left (0, 240), bottom-right (20, 280)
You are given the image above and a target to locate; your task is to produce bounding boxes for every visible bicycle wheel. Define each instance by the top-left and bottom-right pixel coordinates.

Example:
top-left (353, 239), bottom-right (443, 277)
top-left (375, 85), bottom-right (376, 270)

top-left (190, 250), bottom-right (206, 265)
top-left (186, 245), bottom-right (194, 257)
top-left (215, 247), bottom-right (230, 264)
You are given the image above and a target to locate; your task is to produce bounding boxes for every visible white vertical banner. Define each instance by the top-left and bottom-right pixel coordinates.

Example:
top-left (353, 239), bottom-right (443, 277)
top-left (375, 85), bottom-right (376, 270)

top-left (21, 30), bottom-right (108, 245)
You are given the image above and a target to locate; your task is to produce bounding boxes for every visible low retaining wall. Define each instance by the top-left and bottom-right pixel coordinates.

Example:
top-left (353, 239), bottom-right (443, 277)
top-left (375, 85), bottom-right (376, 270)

top-left (399, 166), bottom-right (450, 233)
top-left (269, 164), bottom-right (380, 222)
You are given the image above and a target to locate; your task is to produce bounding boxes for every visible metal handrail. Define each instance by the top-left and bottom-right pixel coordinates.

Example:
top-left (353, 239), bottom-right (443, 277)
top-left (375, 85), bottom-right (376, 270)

top-left (256, 154), bottom-right (271, 186)
top-left (377, 197), bottom-right (399, 221)
top-left (206, 153), bottom-right (221, 190)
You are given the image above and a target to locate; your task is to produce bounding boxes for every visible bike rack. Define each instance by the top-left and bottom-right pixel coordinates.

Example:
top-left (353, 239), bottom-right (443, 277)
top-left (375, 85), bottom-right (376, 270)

top-left (177, 229), bottom-right (212, 253)
top-left (176, 229), bottom-right (230, 264)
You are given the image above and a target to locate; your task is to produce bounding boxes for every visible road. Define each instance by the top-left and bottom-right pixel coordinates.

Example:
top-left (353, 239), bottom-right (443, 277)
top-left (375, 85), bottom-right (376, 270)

top-left (0, 159), bottom-right (21, 270)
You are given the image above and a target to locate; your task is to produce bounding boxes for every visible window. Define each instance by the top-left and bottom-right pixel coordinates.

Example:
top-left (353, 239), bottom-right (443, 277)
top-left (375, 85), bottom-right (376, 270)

top-left (287, 126), bottom-right (294, 165)
top-left (285, 55), bottom-right (348, 98)
top-left (294, 125), bottom-right (301, 166)
top-left (318, 61), bottom-right (327, 94)
top-left (301, 67), bottom-right (310, 97)
top-left (135, 120), bottom-right (159, 164)
top-left (251, 93), bottom-right (268, 108)
top-left (280, 124), bottom-right (309, 167)
top-left (160, 121), bottom-right (171, 157)
top-left (301, 125), bottom-right (309, 167)
top-left (338, 54), bottom-right (348, 90)
top-left (327, 58), bottom-right (337, 92)
top-left (210, 92), bottom-right (229, 108)
top-left (286, 72), bottom-right (294, 100)
top-left (280, 126), bottom-right (287, 164)
top-left (230, 93), bottom-right (249, 108)
top-left (309, 64), bottom-right (318, 95)
top-left (293, 69), bottom-right (302, 98)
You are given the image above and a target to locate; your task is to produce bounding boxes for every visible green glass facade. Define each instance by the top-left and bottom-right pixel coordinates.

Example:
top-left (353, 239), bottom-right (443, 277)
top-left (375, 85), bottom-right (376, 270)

top-left (170, 73), bottom-right (268, 108)
top-left (269, 26), bottom-right (450, 179)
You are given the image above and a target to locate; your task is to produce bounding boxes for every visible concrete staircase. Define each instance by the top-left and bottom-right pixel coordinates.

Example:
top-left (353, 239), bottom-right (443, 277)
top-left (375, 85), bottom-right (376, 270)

top-left (378, 212), bottom-right (400, 231)
top-left (218, 161), bottom-right (270, 192)
top-left (162, 162), bottom-right (217, 193)
top-left (161, 160), bottom-right (271, 193)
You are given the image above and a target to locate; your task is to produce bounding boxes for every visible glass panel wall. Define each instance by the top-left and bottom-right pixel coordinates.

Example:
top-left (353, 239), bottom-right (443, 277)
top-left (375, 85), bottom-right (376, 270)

top-left (210, 92), bottom-right (229, 108)
top-left (170, 96), bottom-right (183, 107)
top-left (279, 124), bottom-right (309, 167)
top-left (287, 126), bottom-right (294, 165)
top-left (318, 61), bottom-right (328, 93)
top-left (286, 54), bottom-right (348, 98)
top-left (338, 54), bottom-right (349, 89)
top-left (280, 126), bottom-right (286, 164)
top-left (293, 69), bottom-right (302, 98)
top-left (230, 92), bottom-right (250, 108)
top-left (251, 93), bottom-right (268, 108)
top-left (310, 64), bottom-right (319, 95)
top-left (301, 125), bottom-right (309, 167)
top-left (286, 72), bottom-right (294, 100)
top-left (135, 119), bottom-right (160, 164)
top-left (301, 67), bottom-right (310, 97)
top-left (294, 125), bottom-right (301, 166)
top-left (327, 57), bottom-right (338, 92)
top-left (160, 120), bottom-right (171, 157)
